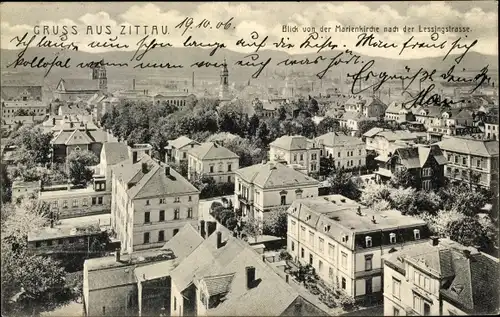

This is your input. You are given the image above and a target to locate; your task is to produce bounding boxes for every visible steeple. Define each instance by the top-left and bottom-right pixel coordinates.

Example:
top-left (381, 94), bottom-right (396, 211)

top-left (219, 58), bottom-right (229, 100)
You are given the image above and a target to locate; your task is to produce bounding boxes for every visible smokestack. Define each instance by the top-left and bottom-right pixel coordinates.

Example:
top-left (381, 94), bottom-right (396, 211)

top-left (430, 236), bottom-right (439, 246)
top-left (246, 266), bottom-right (256, 289)
top-left (200, 220), bottom-right (206, 238)
top-left (133, 79), bottom-right (136, 90)
top-left (285, 274), bottom-right (289, 283)
top-left (132, 151), bottom-right (138, 164)
top-left (115, 248), bottom-right (121, 262)
top-left (192, 72), bottom-right (195, 90)
top-left (216, 231), bottom-right (223, 249)
top-left (164, 166), bottom-right (170, 176)
top-left (142, 162), bottom-right (148, 174)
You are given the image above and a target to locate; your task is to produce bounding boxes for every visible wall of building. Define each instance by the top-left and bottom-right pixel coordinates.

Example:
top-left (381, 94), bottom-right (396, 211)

top-left (269, 147), bottom-right (321, 175)
top-left (442, 299), bottom-right (468, 316)
top-left (323, 144), bottom-right (366, 169)
top-left (39, 190), bottom-right (111, 219)
top-left (188, 156), bottom-right (239, 183)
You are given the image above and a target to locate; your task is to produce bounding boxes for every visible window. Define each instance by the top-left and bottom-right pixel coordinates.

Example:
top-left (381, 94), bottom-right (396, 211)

top-left (422, 168), bottom-right (432, 177)
top-left (174, 209), bottom-right (180, 220)
top-left (393, 307), bottom-right (400, 316)
top-left (291, 241), bottom-right (295, 251)
top-left (462, 157), bottom-right (467, 165)
top-left (159, 198), bottom-right (166, 204)
top-left (63, 200), bottom-right (68, 208)
top-left (143, 232), bottom-right (150, 244)
top-left (280, 195), bottom-right (286, 205)
top-left (210, 166), bottom-right (214, 173)
top-left (92, 197), bottom-right (96, 205)
top-left (477, 159), bottom-right (481, 168)
top-left (341, 252), bottom-right (347, 268)
top-left (392, 278), bottom-right (401, 299)
top-left (338, 152), bottom-right (340, 158)
top-left (227, 175), bottom-right (231, 182)
top-left (144, 212), bottom-right (150, 223)
top-left (188, 196), bottom-right (192, 202)
top-left (228, 164), bottom-right (232, 172)
top-left (187, 208), bottom-right (193, 218)
top-left (390, 233), bottom-right (397, 244)
top-left (309, 253), bottom-right (313, 265)
top-left (318, 260), bottom-right (323, 273)
top-left (300, 226), bottom-right (305, 241)
top-left (365, 255), bottom-right (373, 271)
top-left (454, 156), bottom-right (458, 164)
top-left (301, 247), bottom-right (305, 258)
top-left (173, 228), bottom-right (179, 236)
top-left (365, 236), bottom-right (372, 248)
top-left (174, 297), bottom-right (177, 311)
top-left (98, 197), bottom-right (103, 204)
top-left (318, 238), bottom-right (324, 253)
top-left (174, 197), bottom-right (180, 203)
top-left (308, 231), bottom-right (314, 247)
top-left (47, 240), bottom-right (53, 246)
top-left (72, 199), bottom-right (78, 208)
top-left (145, 200), bottom-right (150, 205)
top-left (311, 153), bottom-right (317, 160)
top-left (414, 229), bottom-right (420, 240)
top-left (159, 210), bottom-right (165, 222)
top-left (328, 243), bottom-right (335, 260)
top-left (341, 277), bottom-right (346, 290)
top-left (158, 230), bottom-right (165, 242)
top-left (82, 198), bottom-right (88, 206)
top-left (422, 180), bottom-right (431, 190)
top-left (358, 149), bottom-right (362, 155)
top-left (183, 152), bottom-right (187, 159)
top-left (300, 154), bottom-right (304, 161)
top-left (58, 239), bottom-right (63, 245)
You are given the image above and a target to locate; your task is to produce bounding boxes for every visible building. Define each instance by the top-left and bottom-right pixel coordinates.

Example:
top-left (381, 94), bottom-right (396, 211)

top-left (413, 106), bottom-right (445, 129)
top-left (170, 227), bottom-right (329, 316)
top-left (338, 112), bottom-right (377, 135)
top-left (484, 116), bottom-right (499, 140)
top-left (287, 195), bottom-right (430, 304)
top-left (384, 102), bottom-right (416, 123)
top-left (234, 162), bottom-right (319, 223)
top-left (165, 136), bottom-right (200, 164)
top-left (54, 63), bottom-right (107, 101)
top-left (344, 96), bottom-right (387, 118)
top-left (99, 142), bottom-right (130, 190)
top-left (219, 58), bottom-right (231, 101)
top-left (427, 125), bottom-right (484, 143)
top-left (375, 145), bottom-right (447, 190)
top-left (58, 103), bottom-right (91, 116)
top-left (111, 147), bottom-right (200, 254)
top-left (1, 100), bottom-right (48, 118)
top-left (38, 179), bottom-right (111, 219)
top-left (364, 128), bottom-right (423, 156)
top-left (269, 135), bottom-right (320, 175)
top-left (437, 136), bottom-right (499, 191)
top-left (315, 132), bottom-right (366, 169)
top-left (383, 238), bottom-right (499, 316)
top-left (83, 223), bottom-right (204, 317)
top-left (51, 115), bottom-right (114, 163)
top-left (1, 78), bottom-right (46, 118)
top-left (187, 142), bottom-right (239, 183)
top-left (11, 180), bottom-right (41, 201)
top-left (150, 90), bottom-right (193, 107)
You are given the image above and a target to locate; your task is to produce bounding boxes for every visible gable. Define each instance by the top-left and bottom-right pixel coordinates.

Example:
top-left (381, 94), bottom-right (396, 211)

top-left (65, 129), bottom-right (93, 145)
top-left (56, 80), bottom-right (66, 92)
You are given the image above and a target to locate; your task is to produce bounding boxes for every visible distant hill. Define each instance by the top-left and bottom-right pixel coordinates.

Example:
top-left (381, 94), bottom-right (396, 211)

top-left (1, 47), bottom-right (497, 86)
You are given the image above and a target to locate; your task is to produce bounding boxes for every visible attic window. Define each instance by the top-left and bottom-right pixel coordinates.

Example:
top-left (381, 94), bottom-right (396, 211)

top-left (365, 236), bottom-right (372, 248)
top-left (414, 229), bottom-right (421, 240)
top-left (389, 233), bottom-right (397, 244)
top-left (342, 235), bottom-right (349, 243)
top-left (324, 225), bottom-right (331, 232)
top-left (306, 215), bottom-right (311, 221)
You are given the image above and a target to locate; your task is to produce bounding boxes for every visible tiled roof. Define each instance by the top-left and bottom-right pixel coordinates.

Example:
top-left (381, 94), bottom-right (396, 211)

top-left (102, 142), bottom-right (129, 166)
top-left (393, 145), bottom-right (447, 169)
top-left (161, 223), bottom-right (203, 261)
top-left (188, 142), bottom-right (238, 160)
top-left (235, 162), bottom-right (319, 189)
top-left (168, 136), bottom-right (199, 150)
top-left (340, 111), bottom-right (369, 121)
top-left (437, 137), bottom-right (499, 157)
top-left (270, 135), bottom-right (317, 151)
top-left (58, 104), bottom-right (90, 115)
top-left (315, 132), bottom-right (363, 147)
top-left (65, 129), bottom-right (94, 145)
top-left (370, 129), bottom-right (419, 142)
top-left (394, 147), bottom-right (421, 169)
top-left (363, 127), bottom-right (385, 138)
top-left (113, 155), bottom-right (200, 200)
top-left (57, 79), bottom-right (100, 92)
top-left (201, 273), bottom-right (235, 296)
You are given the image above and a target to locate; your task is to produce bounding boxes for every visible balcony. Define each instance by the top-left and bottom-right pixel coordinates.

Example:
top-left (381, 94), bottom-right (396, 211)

top-left (375, 167), bottom-right (393, 178)
top-left (238, 194), bottom-right (253, 204)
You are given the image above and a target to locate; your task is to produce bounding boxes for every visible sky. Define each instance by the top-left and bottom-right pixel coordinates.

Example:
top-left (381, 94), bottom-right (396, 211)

top-left (1, 1), bottom-right (498, 59)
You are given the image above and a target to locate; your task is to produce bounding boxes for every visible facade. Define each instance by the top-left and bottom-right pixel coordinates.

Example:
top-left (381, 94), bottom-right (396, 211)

top-left (170, 227), bottom-right (329, 316)
top-left (315, 132), bottom-right (366, 169)
top-left (383, 238), bottom-right (499, 316)
top-left (111, 147), bottom-right (200, 254)
top-left (344, 96), bottom-right (387, 118)
top-left (150, 90), bottom-right (193, 107)
top-left (338, 111), bottom-right (377, 135)
top-left (375, 145), bottom-right (447, 190)
top-left (269, 135), bottom-right (320, 175)
top-left (54, 64), bottom-right (107, 101)
top-left (413, 106), bottom-right (445, 129)
top-left (363, 128), bottom-right (423, 156)
top-left (38, 180), bottom-right (111, 219)
top-left (437, 136), bottom-right (499, 191)
top-left (484, 117), bottom-right (499, 140)
top-left (287, 195), bottom-right (430, 303)
top-left (1, 100), bottom-right (48, 118)
top-left (1, 79), bottom-right (46, 118)
top-left (384, 102), bottom-right (417, 123)
top-left (11, 180), bottom-right (41, 201)
top-left (165, 136), bottom-right (200, 164)
top-left (187, 142), bottom-right (239, 183)
top-left (99, 142), bottom-right (131, 190)
top-left (234, 162), bottom-right (319, 224)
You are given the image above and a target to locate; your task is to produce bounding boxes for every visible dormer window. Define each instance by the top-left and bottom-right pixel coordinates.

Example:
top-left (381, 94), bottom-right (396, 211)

top-left (365, 236), bottom-right (372, 248)
top-left (389, 233), bottom-right (397, 244)
top-left (414, 229), bottom-right (421, 240)
top-left (342, 235), bottom-right (349, 243)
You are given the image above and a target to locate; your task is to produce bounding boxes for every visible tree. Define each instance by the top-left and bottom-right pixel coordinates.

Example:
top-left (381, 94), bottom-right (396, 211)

top-left (67, 150), bottom-right (98, 185)
top-left (307, 98), bottom-right (319, 115)
top-left (319, 156), bottom-right (336, 177)
top-left (277, 105), bottom-right (287, 121)
top-left (11, 126), bottom-right (53, 166)
top-left (360, 182), bottom-right (391, 207)
top-left (389, 167), bottom-right (416, 188)
top-left (389, 187), bottom-right (418, 215)
top-left (439, 184), bottom-right (489, 216)
top-left (263, 207), bottom-right (288, 238)
top-left (1, 163), bottom-right (12, 203)
top-left (447, 216), bottom-right (490, 249)
top-left (316, 117), bottom-right (338, 135)
top-left (328, 169), bottom-right (361, 200)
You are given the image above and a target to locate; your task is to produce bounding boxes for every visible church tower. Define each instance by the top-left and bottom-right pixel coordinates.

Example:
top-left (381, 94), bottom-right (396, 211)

top-left (219, 58), bottom-right (230, 100)
top-left (97, 62), bottom-right (107, 92)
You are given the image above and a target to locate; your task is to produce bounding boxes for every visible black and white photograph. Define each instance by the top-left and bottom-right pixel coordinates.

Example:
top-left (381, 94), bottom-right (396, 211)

top-left (0, 1), bottom-right (498, 316)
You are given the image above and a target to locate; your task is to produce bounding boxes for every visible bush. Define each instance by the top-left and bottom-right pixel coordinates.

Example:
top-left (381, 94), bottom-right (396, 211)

top-left (278, 250), bottom-right (292, 261)
top-left (339, 294), bottom-right (356, 311)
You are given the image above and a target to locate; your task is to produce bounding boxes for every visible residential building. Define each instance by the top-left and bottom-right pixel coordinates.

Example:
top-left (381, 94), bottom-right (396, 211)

top-left (375, 145), bottom-right (447, 190)
top-left (41, 114), bottom-right (95, 133)
top-left (287, 195), bottom-right (430, 303)
top-left (1, 78), bottom-right (46, 118)
top-left (344, 95), bottom-right (387, 118)
top-left (413, 106), bottom-right (444, 129)
top-left (384, 102), bottom-right (416, 123)
top-left (165, 136), bottom-right (200, 164)
top-left (38, 179), bottom-right (111, 219)
top-left (363, 128), bottom-right (423, 156)
top-left (83, 223), bottom-right (204, 317)
top-left (315, 132), bottom-right (366, 169)
top-left (54, 63), bottom-right (107, 101)
top-left (269, 135), bottom-right (321, 175)
top-left (1, 100), bottom-right (48, 118)
top-left (427, 125), bottom-right (483, 143)
top-left (437, 136), bottom-right (499, 191)
top-left (484, 116), bottom-right (499, 140)
top-left (234, 162), bottom-right (319, 224)
top-left (383, 238), bottom-right (499, 316)
top-left (99, 142), bottom-right (130, 190)
top-left (170, 227), bottom-right (329, 316)
top-left (111, 147), bottom-right (200, 254)
top-left (11, 180), bottom-right (41, 201)
top-left (187, 142), bottom-right (239, 183)
top-left (338, 112), bottom-right (377, 136)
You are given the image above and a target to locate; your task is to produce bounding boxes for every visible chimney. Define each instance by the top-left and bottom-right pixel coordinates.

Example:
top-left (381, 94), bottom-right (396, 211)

top-left (142, 162), bottom-right (148, 174)
top-left (463, 249), bottom-right (471, 259)
top-left (115, 248), bottom-right (121, 262)
top-left (285, 274), bottom-right (289, 283)
top-left (70, 122), bottom-right (74, 128)
top-left (132, 151), bottom-right (138, 164)
top-left (164, 166), bottom-right (170, 176)
top-left (132, 79), bottom-right (136, 90)
top-left (207, 221), bottom-right (217, 237)
top-left (216, 231), bottom-right (223, 249)
top-left (371, 216), bottom-right (376, 224)
top-left (50, 219), bottom-right (54, 228)
top-left (199, 220), bottom-right (206, 238)
top-left (262, 254), bottom-right (266, 262)
top-left (357, 206), bottom-right (362, 215)
top-left (246, 266), bottom-right (256, 289)
top-left (430, 236), bottom-right (439, 246)
top-left (52, 117), bottom-right (56, 125)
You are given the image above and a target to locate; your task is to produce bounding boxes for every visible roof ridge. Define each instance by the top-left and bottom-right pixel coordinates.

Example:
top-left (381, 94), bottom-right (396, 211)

top-left (131, 164), bottom-right (161, 199)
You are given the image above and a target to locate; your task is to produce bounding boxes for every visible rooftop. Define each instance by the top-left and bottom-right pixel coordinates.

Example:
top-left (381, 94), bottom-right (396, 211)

top-left (101, 142), bottom-right (129, 166)
top-left (270, 135), bottom-right (318, 151)
top-left (28, 221), bottom-right (102, 242)
top-left (315, 132), bottom-right (363, 147)
top-left (187, 142), bottom-right (239, 160)
top-left (167, 136), bottom-right (199, 150)
top-left (437, 136), bottom-right (499, 157)
top-left (39, 185), bottom-right (100, 199)
top-left (235, 162), bottom-right (319, 189)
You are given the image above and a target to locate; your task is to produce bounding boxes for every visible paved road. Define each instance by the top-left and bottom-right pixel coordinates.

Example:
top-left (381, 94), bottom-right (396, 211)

top-left (341, 305), bottom-right (384, 316)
